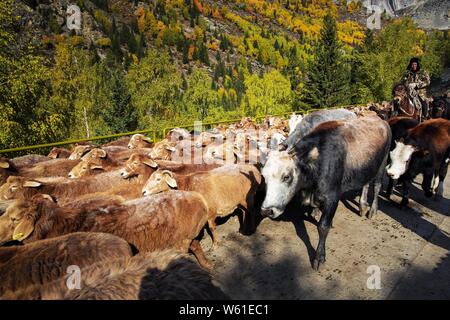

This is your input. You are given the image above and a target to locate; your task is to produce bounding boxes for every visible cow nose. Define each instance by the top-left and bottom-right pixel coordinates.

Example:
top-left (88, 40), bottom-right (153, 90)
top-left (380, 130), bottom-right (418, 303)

top-left (260, 207), bottom-right (273, 218)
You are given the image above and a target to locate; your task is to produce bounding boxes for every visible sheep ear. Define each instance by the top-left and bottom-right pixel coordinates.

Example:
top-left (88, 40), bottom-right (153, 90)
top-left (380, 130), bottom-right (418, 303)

top-left (12, 219), bottom-right (35, 242)
top-left (165, 145), bottom-right (176, 152)
top-left (41, 194), bottom-right (55, 202)
top-left (90, 164), bottom-right (104, 170)
top-left (0, 160), bottom-right (10, 169)
top-left (23, 180), bottom-right (42, 188)
top-left (142, 158), bottom-right (158, 168)
top-left (164, 173), bottom-right (177, 188)
top-left (97, 149), bottom-right (107, 158)
top-left (142, 136), bottom-right (153, 142)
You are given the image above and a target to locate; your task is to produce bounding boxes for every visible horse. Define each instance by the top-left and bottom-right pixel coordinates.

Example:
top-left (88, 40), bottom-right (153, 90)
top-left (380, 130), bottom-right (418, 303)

top-left (430, 95), bottom-right (450, 120)
top-left (391, 83), bottom-right (421, 121)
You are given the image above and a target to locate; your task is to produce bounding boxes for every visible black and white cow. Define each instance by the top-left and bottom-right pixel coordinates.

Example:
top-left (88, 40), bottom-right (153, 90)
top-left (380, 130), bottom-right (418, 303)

top-left (261, 115), bottom-right (391, 270)
top-left (386, 118), bottom-right (450, 206)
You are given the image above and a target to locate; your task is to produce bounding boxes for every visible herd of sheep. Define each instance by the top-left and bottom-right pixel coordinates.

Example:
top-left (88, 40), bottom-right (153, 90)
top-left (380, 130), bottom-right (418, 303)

top-left (0, 107), bottom-right (448, 300)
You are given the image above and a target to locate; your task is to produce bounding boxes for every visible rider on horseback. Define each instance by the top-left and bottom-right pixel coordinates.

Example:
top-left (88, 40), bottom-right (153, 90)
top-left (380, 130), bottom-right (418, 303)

top-left (402, 57), bottom-right (431, 119)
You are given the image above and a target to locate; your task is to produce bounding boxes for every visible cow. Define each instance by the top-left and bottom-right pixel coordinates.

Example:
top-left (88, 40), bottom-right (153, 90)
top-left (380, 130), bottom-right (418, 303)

top-left (260, 115), bottom-right (391, 270)
top-left (430, 96), bottom-right (450, 120)
top-left (280, 108), bottom-right (356, 150)
top-left (385, 117), bottom-right (420, 197)
top-left (386, 118), bottom-right (450, 206)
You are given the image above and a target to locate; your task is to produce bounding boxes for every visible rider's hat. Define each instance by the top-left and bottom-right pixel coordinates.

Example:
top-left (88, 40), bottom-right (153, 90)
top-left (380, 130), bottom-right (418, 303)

top-left (407, 57), bottom-right (420, 71)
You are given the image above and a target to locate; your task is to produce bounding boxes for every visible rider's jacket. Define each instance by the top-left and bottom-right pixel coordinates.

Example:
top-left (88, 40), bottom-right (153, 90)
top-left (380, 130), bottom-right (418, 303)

top-left (402, 69), bottom-right (430, 99)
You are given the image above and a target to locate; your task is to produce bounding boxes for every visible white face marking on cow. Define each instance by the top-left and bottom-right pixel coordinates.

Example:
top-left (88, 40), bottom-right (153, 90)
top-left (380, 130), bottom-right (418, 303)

top-left (261, 151), bottom-right (300, 219)
top-left (386, 141), bottom-right (416, 180)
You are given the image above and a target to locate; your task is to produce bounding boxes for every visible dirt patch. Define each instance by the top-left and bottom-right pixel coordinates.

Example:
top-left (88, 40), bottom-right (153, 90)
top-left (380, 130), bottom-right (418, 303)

top-left (201, 172), bottom-right (450, 299)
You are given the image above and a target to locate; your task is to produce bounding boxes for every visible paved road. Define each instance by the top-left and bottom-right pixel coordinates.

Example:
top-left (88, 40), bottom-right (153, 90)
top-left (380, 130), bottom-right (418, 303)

top-left (201, 171), bottom-right (450, 299)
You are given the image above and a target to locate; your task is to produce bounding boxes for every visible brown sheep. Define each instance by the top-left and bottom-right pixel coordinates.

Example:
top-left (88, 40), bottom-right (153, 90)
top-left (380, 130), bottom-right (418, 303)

top-left (9, 155), bottom-right (51, 167)
top-left (127, 134), bottom-right (154, 149)
top-left (0, 191), bottom-right (212, 268)
top-left (142, 164), bottom-right (263, 245)
top-left (1, 156), bottom-right (52, 185)
top-left (0, 158), bottom-right (80, 181)
top-left (2, 250), bottom-right (228, 300)
top-left (70, 148), bottom-right (154, 179)
top-left (119, 153), bottom-right (221, 180)
top-left (68, 144), bottom-right (95, 160)
top-left (101, 136), bottom-right (131, 148)
top-left (166, 128), bottom-right (192, 141)
top-left (0, 168), bottom-right (144, 204)
top-left (48, 147), bottom-right (72, 159)
top-left (0, 232), bottom-right (132, 297)
top-left (148, 139), bottom-right (177, 160)
top-left (69, 148), bottom-right (123, 178)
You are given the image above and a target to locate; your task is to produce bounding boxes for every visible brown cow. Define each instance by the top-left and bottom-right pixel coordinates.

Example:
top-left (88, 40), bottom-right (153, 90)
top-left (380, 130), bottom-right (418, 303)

top-left (386, 118), bottom-right (450, 205)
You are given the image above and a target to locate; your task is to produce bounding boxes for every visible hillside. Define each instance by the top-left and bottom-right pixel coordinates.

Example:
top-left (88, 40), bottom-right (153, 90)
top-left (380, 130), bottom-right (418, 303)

top-left (1, 0), bottom-right (449, 151)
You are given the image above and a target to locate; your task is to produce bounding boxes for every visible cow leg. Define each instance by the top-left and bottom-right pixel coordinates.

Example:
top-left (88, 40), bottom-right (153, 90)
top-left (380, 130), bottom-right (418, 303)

top-left (368, 181), bottom-right (382, 219)
top-left (359, 183), bottom-right (370, 217)
top-left (386, 177), bottom-right (396, 199)
top-left (435, 161), bottom-right (448, 199)
top-left (189, 239), bottom-right (213, 270)
top-left (422, 172), bottom-right (434, 198)
top-left (207, 219), bottom-right (219, 248)
top-left (313, 197), bottom-right (338, 271)
top-left (400, 179), bottom-right (411, 207)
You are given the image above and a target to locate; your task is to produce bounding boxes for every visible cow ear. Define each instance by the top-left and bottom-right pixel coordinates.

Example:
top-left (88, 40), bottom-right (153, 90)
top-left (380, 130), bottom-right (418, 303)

top-left (23, 180), bottom-right (42, 188)
top-left (308, 147), bottom-right (320, 161)
top-left (12, 218), bottom-right (35, 242)
top-left (164, 174), bottom-right (177, 188)
top-left (0, 160), bottom-right (10, 169)
top-left (142, 158), bottom-right (158, 168)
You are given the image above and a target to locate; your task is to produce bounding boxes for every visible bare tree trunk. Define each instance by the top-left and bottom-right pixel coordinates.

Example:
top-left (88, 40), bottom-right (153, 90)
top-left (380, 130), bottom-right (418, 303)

top-left (83, 106), bottom-right (90, 138)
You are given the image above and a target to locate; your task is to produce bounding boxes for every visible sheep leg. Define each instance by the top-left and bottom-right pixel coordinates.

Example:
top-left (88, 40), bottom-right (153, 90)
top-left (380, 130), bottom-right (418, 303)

top-left (208, 218), bottom-right (219, 248)
top-left (189, 239), bottom-right (213, 270)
